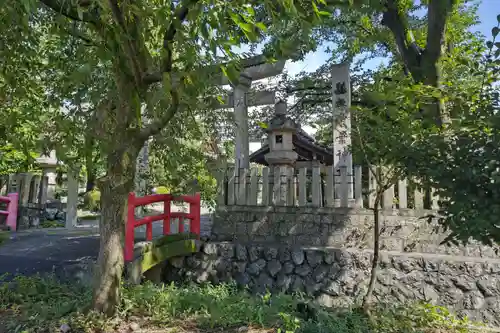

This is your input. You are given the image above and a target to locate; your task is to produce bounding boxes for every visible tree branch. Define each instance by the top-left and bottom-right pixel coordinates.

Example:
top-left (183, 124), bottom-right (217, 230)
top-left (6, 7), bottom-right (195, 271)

top-left (65, 25), bottom-right (100, 46)
top-left (143, 53), bottom-right (271, 86)
top-left (107, 0), bottom-right (147, 90)
top-left (138, 89), bottom-right (182, 140)
top-left (162, 0), bottom-right (200, 73)
top-left (39, 0), bottom-right (98, 23)
top-left (382, 0), bottom-right (422, 76)
top-left (423, 0), bottom-right (456, 70)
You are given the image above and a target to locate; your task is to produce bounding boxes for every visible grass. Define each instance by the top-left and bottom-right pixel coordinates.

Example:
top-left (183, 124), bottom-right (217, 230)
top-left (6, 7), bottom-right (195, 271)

top-left (40, 220), bottom-right (65, 228)
top-left (0, 274), bottom-right (483, 333)
top-left (78, 214), bottom-right (101, 221)
top-left (0, 231), bottom-right (9, 246)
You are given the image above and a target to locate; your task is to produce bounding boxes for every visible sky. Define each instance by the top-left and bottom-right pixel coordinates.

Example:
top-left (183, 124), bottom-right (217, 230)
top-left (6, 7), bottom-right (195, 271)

top-left (247, 0), bottom-right (499, 152)
top-left (284, 0), bottom-right (499, 77)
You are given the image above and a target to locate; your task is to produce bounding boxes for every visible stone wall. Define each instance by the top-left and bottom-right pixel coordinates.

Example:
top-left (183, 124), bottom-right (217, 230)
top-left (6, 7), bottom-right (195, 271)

top-left (162, 242), bottom-right (500, 327)
top-left (212, 206), bottom-right (500, 258)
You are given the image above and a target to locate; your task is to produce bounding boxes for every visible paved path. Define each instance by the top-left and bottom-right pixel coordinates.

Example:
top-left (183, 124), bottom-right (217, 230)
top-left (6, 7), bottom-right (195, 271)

top-left (0, 230), bottom-right (100, 279)
top-left (0, 211), bottom-right (212, 280)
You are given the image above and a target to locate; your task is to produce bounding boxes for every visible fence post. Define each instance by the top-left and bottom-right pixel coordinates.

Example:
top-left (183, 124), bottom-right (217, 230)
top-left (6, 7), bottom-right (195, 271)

top-left (6, 193), bottom-right (18, 232)
top-left (312, 166), bottom-right (321, 207)
top-left (414, 181), bottom-right (424, 209)
top-left (215, 168), bottom-right (227, 205)
top-left (163, 196), bottom-right (171, 235)
top-left (261, 167), bottom-right (270, 206)
top-left (287, 168), bottom-right (295, 206)
top-left (398, 179), bottom-right (407, 208)
top-left (237, 168), bottom-right (247, 205)
top-left (431, 189), bottom-right (439, 210)
top-left (340, 166), bottom-right (349, 208)
top-left (125, 192), bottom-right (136, 262)
top-left (191, 192), bottom-right (201, 237)
top-left (382, 167), bottom-right (394, 210)
top-left (272, 166), bottom-right (281, 205)
top-left (325, 167), bottom-right (335, 207)
top-left (227, 168), bottom-right (236, 205)
top-left (248, 168), bottom-right (259, 206)
top-left (368, 166), bottom-right (377, 209)
top-left (298, 167), bottom-right (307, 206)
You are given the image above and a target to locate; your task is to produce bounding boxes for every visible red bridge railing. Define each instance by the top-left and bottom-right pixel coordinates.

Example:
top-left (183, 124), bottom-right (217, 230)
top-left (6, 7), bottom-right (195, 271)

top-left (124, 192), bottom-right (201, 262)
top-left (0, 193), bottom-right (18, 232)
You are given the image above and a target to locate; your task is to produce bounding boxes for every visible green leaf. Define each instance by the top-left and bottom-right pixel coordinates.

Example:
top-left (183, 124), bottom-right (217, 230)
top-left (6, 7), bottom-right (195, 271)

top-left (220, 65), bottom-right (228, 78)
top-left (76, 6), bottom-right (83, 20)
top-left (238, 22), bottom-right (254, 32)
top-left (493, 27), bottom-right (500, 38)
top-left (497, 14), bottom-right (500, 23)
top-left (229, 12), bottom-right (241, 24)
top-left (312, 1), bottom-right (319, 15)
top-left (255, 22), bottom-right (267, 32)
top-left (245, 6), bottom-right (255, 16)
top-left (258, 122), bottom-right (268, 129)
top-left (225, 64), bottom-right (240, 85)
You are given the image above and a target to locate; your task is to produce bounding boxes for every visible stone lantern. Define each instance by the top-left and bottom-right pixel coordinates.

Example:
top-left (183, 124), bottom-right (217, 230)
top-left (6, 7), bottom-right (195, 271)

top-left (264, 100), bottom-right (298, 166)
top-left (264, 100), bottom-right (298, 205)
top-left (36, 150), bottom-right (58, 203)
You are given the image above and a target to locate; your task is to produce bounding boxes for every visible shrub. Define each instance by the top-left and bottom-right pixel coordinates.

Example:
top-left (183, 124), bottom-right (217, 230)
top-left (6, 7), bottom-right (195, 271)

top-left (83, 189), bottom-right (101, 212)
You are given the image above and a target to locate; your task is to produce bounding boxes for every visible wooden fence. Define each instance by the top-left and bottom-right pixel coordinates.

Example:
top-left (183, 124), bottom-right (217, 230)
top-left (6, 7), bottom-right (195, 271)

top-left (215, 165), bottom-right (439, 210)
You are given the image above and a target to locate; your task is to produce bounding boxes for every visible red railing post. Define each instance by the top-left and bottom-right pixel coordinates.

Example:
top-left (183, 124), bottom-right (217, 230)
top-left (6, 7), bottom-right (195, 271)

top-left (6, 193), bottom-right (18, 232)
top-left (125, 192), bottom-right (136, 262)
top-left (146, 221), bottom-right (153, 241)
top-left (178, 216), bottom-right (185, 233)
top-left (163, 198), bottom-right (171, 235)
top-left (1, 193), bottom-right (18, 232)
top-left (191, 192), bottom-right (201, 238)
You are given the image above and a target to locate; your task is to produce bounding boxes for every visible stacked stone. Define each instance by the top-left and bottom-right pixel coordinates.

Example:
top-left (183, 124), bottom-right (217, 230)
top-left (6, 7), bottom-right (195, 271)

top-left (163, 242), bottom-right (500, 327)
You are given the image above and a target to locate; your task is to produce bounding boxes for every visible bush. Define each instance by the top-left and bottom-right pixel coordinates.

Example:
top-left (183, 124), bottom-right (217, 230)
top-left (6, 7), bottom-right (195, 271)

top-left (0, 231), bottom-right (9, 246)
top-left (83, 189), bottom-right (101, 212)
top-left (0, 274), bottom-right (480, 333)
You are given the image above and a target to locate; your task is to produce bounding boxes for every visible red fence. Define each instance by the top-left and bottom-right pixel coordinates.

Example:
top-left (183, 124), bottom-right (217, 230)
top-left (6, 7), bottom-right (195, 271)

top-left (0, 193), bottom-right (18, 232)
top-left (124, 192), bottom-right (201, 262)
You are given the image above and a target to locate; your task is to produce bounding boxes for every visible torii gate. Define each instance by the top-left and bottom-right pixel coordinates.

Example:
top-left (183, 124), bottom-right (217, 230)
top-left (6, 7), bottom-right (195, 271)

top-left (215, 57), bottom-right (286, 169)
top-left (135, 55), bottom-right (286, 195)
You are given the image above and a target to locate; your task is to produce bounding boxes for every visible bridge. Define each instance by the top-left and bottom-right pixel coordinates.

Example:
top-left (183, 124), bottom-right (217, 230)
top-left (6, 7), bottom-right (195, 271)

top-left (124, 191), bottom-right (203, 284)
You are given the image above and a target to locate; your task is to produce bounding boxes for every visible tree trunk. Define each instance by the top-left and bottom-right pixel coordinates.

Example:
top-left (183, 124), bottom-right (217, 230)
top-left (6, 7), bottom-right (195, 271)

top-left (90, 53), bottom-right (147, 315)
top-left (382, 0), bottom-right (455, 127)
top-left (363, 195), bottom-right (381, 315)
top-left (84, 133), bottom-right (97, 192)
top-left (86, 167), bottom-right (96, 192)
top-left (92, 148), bottom-right (137, 316)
